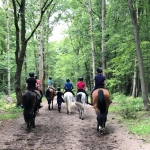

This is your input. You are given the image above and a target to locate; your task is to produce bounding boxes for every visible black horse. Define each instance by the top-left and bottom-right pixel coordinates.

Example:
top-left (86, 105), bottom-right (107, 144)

top-left (22, 91), bottom-right (38, 129)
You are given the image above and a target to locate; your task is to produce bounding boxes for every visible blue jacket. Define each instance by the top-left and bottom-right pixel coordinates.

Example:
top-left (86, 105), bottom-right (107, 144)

top-left (64, 82), bottom-right (73, 90)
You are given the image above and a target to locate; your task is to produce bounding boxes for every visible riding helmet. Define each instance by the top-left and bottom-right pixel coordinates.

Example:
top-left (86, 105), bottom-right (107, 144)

top-left (79, 77), bottom-right (83, 81)
top-left (49, 76), bottom-right (52, 79)
top-left (29, 72), bottom-right (34, 77)
top-left (66, 78), bottom-right (70, 82)
top-left (96, 67), bottom-right (103, 73)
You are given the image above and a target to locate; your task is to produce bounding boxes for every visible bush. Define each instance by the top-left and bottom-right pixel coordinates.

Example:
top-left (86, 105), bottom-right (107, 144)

top-left (112, 93), bottom-right (144, 118)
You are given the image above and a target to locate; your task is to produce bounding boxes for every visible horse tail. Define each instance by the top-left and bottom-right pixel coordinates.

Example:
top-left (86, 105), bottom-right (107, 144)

top-left (98, 90), bottom-right (106, 114)
top-left (23, 92), bottom-right (32, 123)
top-left (76, 94), bottom-right (82, 103)
top-left (75, 94), bottom-right (85, 109)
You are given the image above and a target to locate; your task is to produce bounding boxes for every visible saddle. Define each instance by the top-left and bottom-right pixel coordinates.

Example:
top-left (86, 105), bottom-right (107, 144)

top-left (28, 89), bottom-right (41, 101)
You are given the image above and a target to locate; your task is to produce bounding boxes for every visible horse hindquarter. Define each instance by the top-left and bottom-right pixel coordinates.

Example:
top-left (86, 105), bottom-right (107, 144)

top-left (64, 92), bottom-right (73, 114)
top-left (97, 90), bottom-right (108, 131)
top-left (23, 91), bottom-right (37, 128)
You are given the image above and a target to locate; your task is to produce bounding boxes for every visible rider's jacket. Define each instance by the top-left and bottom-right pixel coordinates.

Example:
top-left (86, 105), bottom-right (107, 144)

top-left (64, 82), bottom-right (73, 90)
top-left (26, 77), bottom-right (36, 90)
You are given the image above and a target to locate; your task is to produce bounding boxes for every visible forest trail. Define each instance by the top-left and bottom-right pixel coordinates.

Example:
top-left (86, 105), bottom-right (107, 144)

top-left (0, 98), bottom-right (150, 150)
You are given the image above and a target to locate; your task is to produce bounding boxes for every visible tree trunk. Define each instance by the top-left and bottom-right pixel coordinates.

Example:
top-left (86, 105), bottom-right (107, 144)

top-left (38, 0), bottom-right (44, 91)
top-left (128, 0), bottom-right (150, 110)
top-left (6, 0), bottom-right (11, 97)
top-left (101, 0), bottom-right (106, 77)
top-left (132, 58), bottom-right (137, 98)
top-left (88, 0), bottom-right (95, 79)
top-left (12, 0), bottom-right (26, 105)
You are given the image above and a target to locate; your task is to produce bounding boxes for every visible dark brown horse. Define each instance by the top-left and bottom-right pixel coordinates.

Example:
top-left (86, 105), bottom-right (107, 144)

top-left (22, 91), bottom-right (38, 129)
top-left (92, 88), bottom-right (111, 134)
top-left (45, 87), bottom-right (56, 110)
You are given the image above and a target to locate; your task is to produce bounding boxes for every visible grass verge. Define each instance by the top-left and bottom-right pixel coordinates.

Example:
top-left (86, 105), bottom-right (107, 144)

top-left (109, 93), bottom-right (150, 141)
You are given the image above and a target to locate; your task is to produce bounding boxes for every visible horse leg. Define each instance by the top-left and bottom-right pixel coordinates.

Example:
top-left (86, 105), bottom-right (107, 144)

top-left (68, 99), bottom-right (71, 114)
top-left (81, 108), bottom-right (84, 120)
top-left (32, 112), bottom-right (36, 128)
top-left (65, 100), bottom-right (69, 114)
top-left (48, 104), bottom-right (50, 110)
top-left (52, 99), bottom-right (53, 109)
top-left (48, 100), bottom-right (51, 110)
top-left (79, 107), bottom-right (81, 119)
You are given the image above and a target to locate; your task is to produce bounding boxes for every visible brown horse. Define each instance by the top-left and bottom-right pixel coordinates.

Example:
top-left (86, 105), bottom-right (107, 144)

top-left (92, 88), bottom-right (111, 134)
top-left (45, 87), bottom-right (56, 110)
top-left (22, 91), bottom-right (38, 129)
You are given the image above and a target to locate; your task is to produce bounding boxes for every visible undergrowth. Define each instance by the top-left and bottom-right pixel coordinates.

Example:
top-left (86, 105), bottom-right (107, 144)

top-left (0, 94), bottom-right (23, 121)
top-left (110, 93), bottom-right (150, 139)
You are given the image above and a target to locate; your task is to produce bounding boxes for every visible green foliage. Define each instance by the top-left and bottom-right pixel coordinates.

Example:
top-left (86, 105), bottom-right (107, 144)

top-left (112, 93), bottom-right (144, 118)
top-left (129, 118), bottom-right (150, 137)
top-left (0, 97), bottom-right (22, 121)
top-left (0, 113), bottom-right (19, 120)
top-left (111, 93), bottom-right (150, 139)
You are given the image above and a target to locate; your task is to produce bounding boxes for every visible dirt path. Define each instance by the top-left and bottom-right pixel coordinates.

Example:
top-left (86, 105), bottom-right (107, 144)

top-left (0, 98), bottom-right (150, 150)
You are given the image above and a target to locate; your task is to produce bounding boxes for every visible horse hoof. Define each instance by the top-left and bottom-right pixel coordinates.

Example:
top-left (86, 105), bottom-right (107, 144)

top-left (69, 112), bottom-right (71, 115)
top-left (81, 118), bottom-right (84, 120)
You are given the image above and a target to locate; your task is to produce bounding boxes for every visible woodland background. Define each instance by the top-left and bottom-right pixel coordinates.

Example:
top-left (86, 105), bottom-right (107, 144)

top-left (0, 0), bottom-right (150, 109)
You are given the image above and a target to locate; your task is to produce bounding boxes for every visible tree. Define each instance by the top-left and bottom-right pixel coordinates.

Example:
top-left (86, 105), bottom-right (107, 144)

top-left (101, 0), bottom-right (106, 77)
top-left (11, 0), bottom-right (55, 105)
top-left (128, 0), bottom-right (150, 110)
top-left (6, 0), bottom-right (11, 97)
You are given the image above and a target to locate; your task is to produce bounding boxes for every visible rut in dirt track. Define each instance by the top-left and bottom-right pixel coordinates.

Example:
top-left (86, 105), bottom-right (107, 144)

top-left (0, 99), bottom-right (149, 150)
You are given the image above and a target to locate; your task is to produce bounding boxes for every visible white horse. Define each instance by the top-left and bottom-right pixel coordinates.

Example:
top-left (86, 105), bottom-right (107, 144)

top-left (75, 92), bottom-right (87, 120)
top-left (64, 92), bottom-right (74, 114)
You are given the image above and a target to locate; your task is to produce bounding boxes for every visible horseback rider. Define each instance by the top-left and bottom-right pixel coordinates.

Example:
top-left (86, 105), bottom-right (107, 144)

top-left (64, 78), bottom-right (75, 96)
top-left (34, 75), bottom-right (43, 105)
top-left (91, 67), bottom-right (112, 105)
top-left (26, 72), bottom-right (43, 108)
top-left (48, 76), bottom-right (56, 92)
top-left (76, 77), bottom-right (89, 103)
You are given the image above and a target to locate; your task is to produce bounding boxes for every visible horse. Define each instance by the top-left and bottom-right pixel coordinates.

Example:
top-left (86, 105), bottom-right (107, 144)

top-left (75, 92), bottom-right (87, 120)
top-left (64, 92), bottom-right (74, 114)
top-left (92, 88), bottom-right (111, 134)
top-left (45, 87), bottom-right (56, 110)
top-left (22, 91), bottom-right (38, 129)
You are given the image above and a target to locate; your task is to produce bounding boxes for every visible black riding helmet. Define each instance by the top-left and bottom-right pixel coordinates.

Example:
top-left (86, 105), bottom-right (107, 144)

top-left (79, 77), bottom-right (83, 81)
top-left (29, 72), bottom-right (34, 77)
top-left (66, 78), bottom-right (70, 82)
top-left (96, 67), bottom-right (103, 73)
top-left (49, 76), bottom-right (52, 80)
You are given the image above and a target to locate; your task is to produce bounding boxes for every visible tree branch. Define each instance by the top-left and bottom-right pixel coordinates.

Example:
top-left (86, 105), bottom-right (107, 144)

top-left (12, 0), bottom-right (20, 64)
top-left (26, 0), bottom-right (55, 43)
